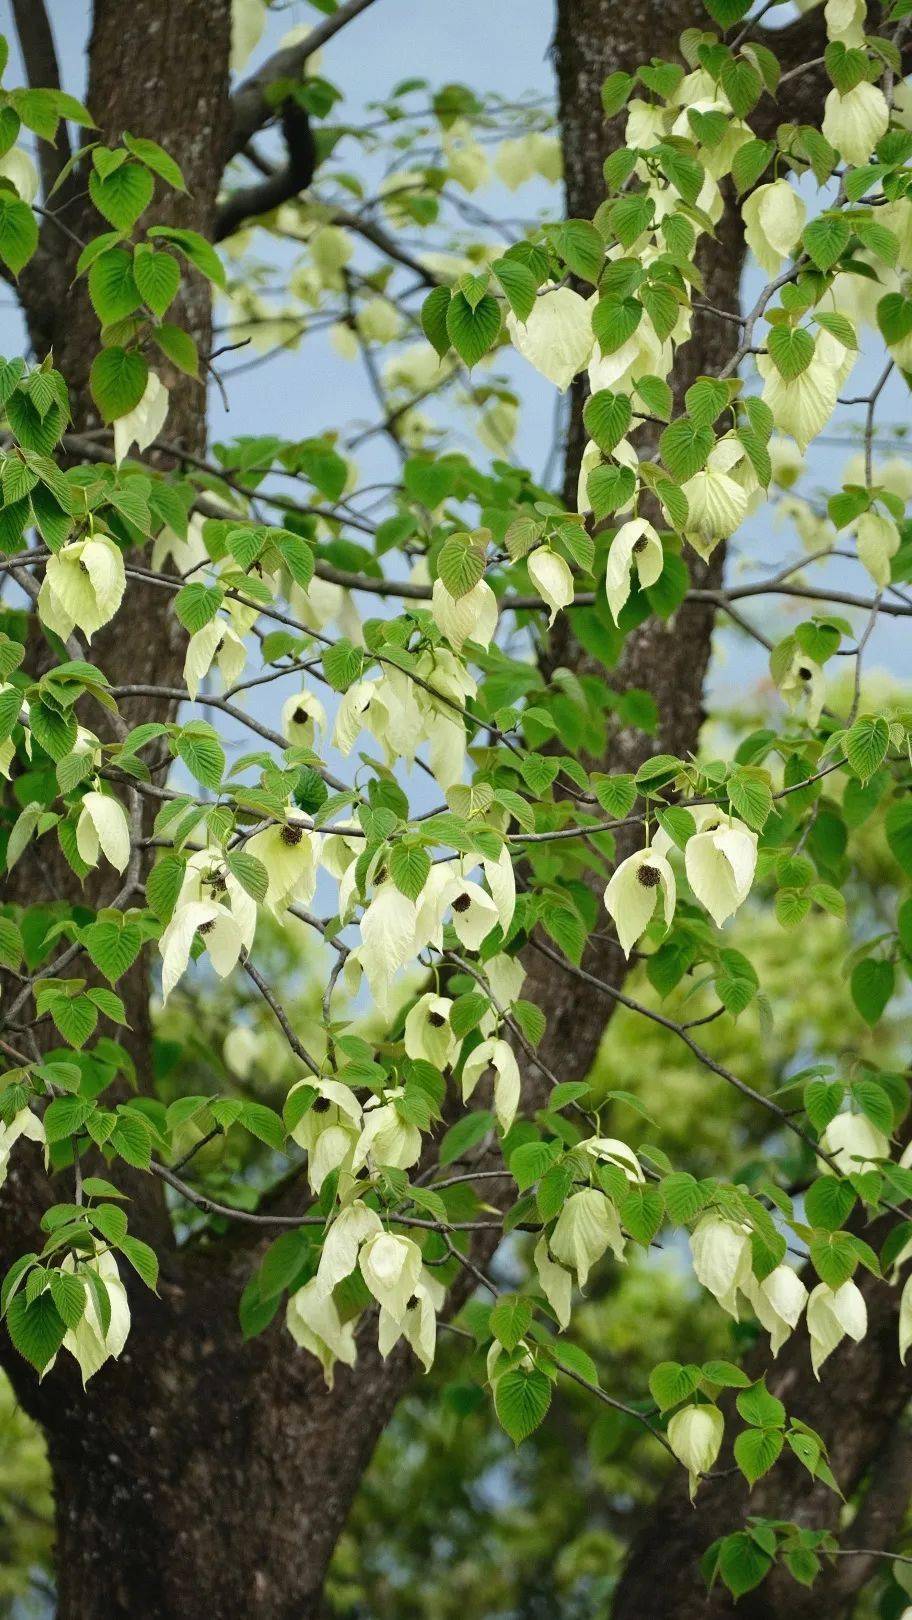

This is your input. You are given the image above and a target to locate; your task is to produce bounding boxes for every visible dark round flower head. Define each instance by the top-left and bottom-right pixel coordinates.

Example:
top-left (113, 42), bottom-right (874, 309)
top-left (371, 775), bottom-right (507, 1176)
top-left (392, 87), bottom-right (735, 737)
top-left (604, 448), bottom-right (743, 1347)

top-left (452, 893), bottom-right (471, 913)
top-left (312, 1096), bottom-right (332, 1114)
top-left (633, 535), bottom-right (649, 554)
top-left (281, 823), bottom-right (304, 845)
top-left (428, 1010), bottom-right (447, 1028)
top-left (636, 863), bottom-right (661, 889)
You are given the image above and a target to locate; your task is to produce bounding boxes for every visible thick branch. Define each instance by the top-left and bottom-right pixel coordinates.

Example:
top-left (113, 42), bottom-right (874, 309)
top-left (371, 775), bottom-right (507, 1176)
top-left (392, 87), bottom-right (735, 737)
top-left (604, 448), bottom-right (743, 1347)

top-left (227, 0), bottom-right (379, 157)
top-left (215, 101), bottom-right (316, 241)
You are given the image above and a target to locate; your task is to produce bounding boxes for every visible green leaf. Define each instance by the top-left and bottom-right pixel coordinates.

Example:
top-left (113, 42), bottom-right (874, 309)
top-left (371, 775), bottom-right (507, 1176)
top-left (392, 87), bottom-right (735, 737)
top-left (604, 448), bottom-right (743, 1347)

top-left (6, 1290), bottom-right (66, 1371)
top-left (803, 215), bottom-right (851, 272)
top-left (850, 957), bottom-right (894, 1026)
top-left (153, 323), bottom-right (198, 377)
top-left (123, 132), bottom-right (186, 192)
top-left (175, 723), bottom-right (225, 789)
top-left (601, 70), bottom-right (634, 118)
top-left (592, 773), bottom-right (637, 818)
top-left (322, 640), bottom-right (364, 692)
top-left (226, 850), bottom-right (269, 904)
top-left (727, 771), bottom-right (772, 830)
top-left (587, 461), bottom-right (637, 519)
top-left (620, 1185), bottom-right (664, 1245)
top-left (634, 374), bottom-right (673, 422)
top-left (648, 1360), bottom-right (701, 1412)
top-left (446, 291), bottom-right (501, 367)
top-left (661, 1172), bottom-right (707, 1223)
top-left (390, 842), bottom-right (431, 901)
top-left (420, 285), bottom-right (452, 358)
top-left (0, 195), bottom-right (38, 276)
top-left (147, 226), bottom-right (225, 288)
top-left (439, 1109), bottom-right (493, 1166)
top-left (734, 1426), bottom-right (784, 1486)
top-left (684, 377), bottom-right (729, 430)
top-left (845, 714), bottom-right (888, 782)
top-left (886, 800), bottom-right (912, 875)
top-left (492, 256), bottom-right (537, 322)
top-left (701, 1359), bottom-right (750, 1389)
top-left (659, 418), bottom-right (714, 481)
top-left (89, 161), bottom-right (154, 230)
top-left (0, 916), bottom-right (23, 971)
top-left (715, 948), bottom-right (759, 1016)
top-left (553, 219), bottom-right (604, 282)
top-left (583, 389), bottom-right (632, 454)
top-left (510, 1140), bottom-right (555, 1191)
top-left (804, 1176), bottom-right (856, 1232)
top-left (48, 1269), bottom-right (87, 1330)
top-left (767, 325), bottom-right (815, 381)
top-left (48, 994), bottom-right (98, 1050)
top-left (490, 1294), bottom-right (533, 1351)
top-left (119, 1235), bottom-right (159, 1290)
top-left (89, 347), bottom-right (149, 422)
top-left (88, 249), bottom-right (140, 323)
top-left (133, 247), bottom-right (181, 317)
top-left (592, 296), bottom-right (642, 356)
top-left (809, 1230), bottom-right (858, 1289)
top-left (110, 1112), bottom-right (152, 1169)
top-left (174, 582), bottom-right (223, 633)
top-left (731, 137), bottom-right (775, 194)
top-left (720, 58), bottom-right (762, 118)
top-left (437, 532), bottom-right (484, 598)
top-left (877, 292), bottom-right (912, 347)
top-left (735, 1379), bottom-right (785, 1429)
top-left (717, 1531), bottom-right (772, 1598)
top-left (82, 920), bottom-right (143, 984)
top-left (44, 1095), bottom-right (93, 1144)
top-left (494, 1365), bottom-right (552, 1444)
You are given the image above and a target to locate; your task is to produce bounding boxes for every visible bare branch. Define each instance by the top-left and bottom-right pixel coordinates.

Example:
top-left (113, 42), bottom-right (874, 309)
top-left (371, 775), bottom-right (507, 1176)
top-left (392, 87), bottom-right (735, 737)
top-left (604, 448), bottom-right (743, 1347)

top-left (215, 101), bottom-right (316, 241)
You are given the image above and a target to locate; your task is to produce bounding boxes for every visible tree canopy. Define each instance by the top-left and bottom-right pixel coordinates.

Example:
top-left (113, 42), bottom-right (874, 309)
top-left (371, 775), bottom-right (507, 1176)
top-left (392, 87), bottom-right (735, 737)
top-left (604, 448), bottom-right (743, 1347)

top-left (2, 0), bottom-right (912, 1615)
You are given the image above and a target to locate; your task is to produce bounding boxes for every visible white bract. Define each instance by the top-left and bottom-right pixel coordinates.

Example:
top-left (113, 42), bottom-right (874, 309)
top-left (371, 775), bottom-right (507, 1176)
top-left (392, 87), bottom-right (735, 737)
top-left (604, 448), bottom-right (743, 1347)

top-left (506, 288), bottom-right (593, 390)
top-left (527, 547), bottom-right (574, 624)
top-left (742, 180), bottom-right (807, 274)
top-left (37, 534), bottom-right (126, 642)
top-left (807, 1279), bottom-right (867, 1376)
top-left (288, 1078), bottom-right (362, 1193)
top-left (604, 518), bottom-right (664, 623)
top-left (461, 1036), bottom-right (521, 1134)
top-left (683, 808), bottom-right (758, 929)
top-left (0, 1108), bottom-right (45, 1190)
top-left (286, 1277), bottom-right (357, 1388)
top-left (431, 578), bottom-right (498, 651)
top-left (549, 1189), bottom-right (625, 1286)
top-left (404, 993), bottom-right (459, 1070)
top-left (57, 1250), bottom-right (131, 1386)
top-left (744, 1265), bottom-right (809, 1356)
top-left (690, 1216), bottom-right (752, 1318)
top-left (822, 82), bottom-right (889, 167)
top-left (667, 1404), bottom-right (724, 1498)
top-left (75, 791), bottom-right (131, 874)
top-left (113, 372), bottom-right (169, 465)
top-left (359, 1231), bottom-right (423, 1322)
top-left (856, 510), bottom-right (900, 589)
top-left (818, 1111), bottom-right (889, 1175)
top-left (604, 845), bottom-right (676, 956)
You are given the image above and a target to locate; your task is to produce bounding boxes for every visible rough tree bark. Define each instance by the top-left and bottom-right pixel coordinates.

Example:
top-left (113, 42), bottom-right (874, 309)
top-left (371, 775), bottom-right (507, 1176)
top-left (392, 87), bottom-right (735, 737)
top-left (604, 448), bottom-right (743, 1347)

top-left (1, 3), bottom-right (906, 1618)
